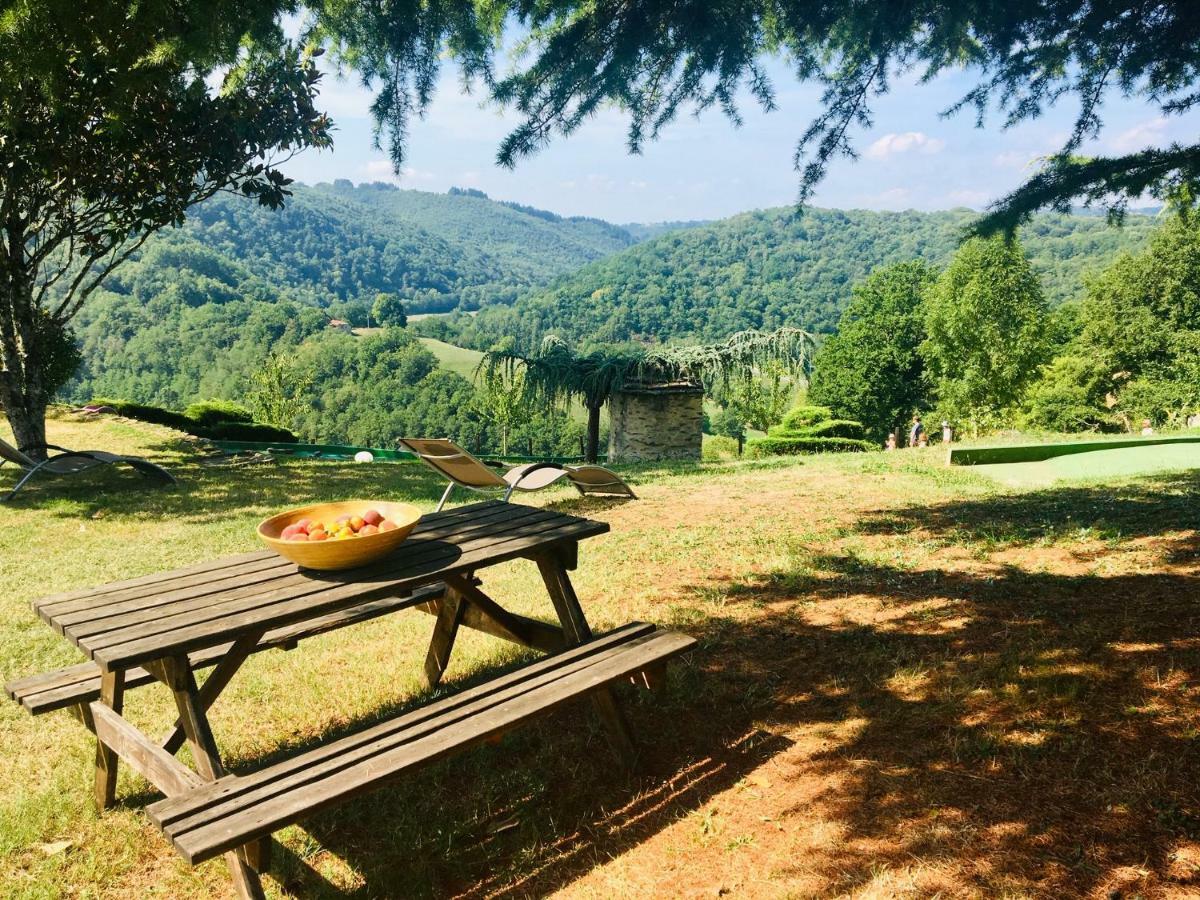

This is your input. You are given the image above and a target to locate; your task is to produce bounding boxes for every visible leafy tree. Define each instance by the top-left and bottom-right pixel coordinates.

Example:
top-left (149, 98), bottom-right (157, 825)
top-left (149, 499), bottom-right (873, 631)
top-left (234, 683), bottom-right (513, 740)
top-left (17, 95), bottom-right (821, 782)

top-left (484, 328), bottom-right (812, 463)
top-left (809, 260), bottom-right (936, 442)
top-left (317, 2), bottom-right (1200, 229)
top-left (720, 362), bottom-right (796, 434)
top-left (442, 208), bottom-right (1153, 349)
top-left (474, 365), bottom-right (526, 455)
top-left (710, 407), bottom-right (746, 456)
top-left (248, 352), bottom-right (315, 432)
top-left (1, 2), bottom-right (329, 455)
top-left (1021, 353), bottom-right (1114, 433)
top-left (371, 292), bottom-right (408, 328)
top-left (922, 236), bottom-right (1051, 434)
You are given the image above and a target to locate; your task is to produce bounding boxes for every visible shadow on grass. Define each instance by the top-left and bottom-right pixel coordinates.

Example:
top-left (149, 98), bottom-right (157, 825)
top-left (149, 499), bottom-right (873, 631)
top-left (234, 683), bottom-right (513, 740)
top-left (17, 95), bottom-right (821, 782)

top-left (258, 474), bottom-right (1200, 897)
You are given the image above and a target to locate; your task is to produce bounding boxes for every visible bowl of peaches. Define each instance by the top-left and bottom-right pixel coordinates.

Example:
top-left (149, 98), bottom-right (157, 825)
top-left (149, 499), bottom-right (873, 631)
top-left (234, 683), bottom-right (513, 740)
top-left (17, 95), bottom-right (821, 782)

top-left (257, 500), bottom-right (422, 571)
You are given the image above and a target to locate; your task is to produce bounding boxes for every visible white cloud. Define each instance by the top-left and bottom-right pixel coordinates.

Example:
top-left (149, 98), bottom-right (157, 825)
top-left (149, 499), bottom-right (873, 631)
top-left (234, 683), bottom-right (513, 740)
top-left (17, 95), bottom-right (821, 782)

top-left (358, 160), bottom-right (436, 183)
top-left (865, 131), bottom-right (946, 160)
top-left (946, 189), bottom-right (990, 208)
top-left (1110, 116), bottom-right (1168, 153)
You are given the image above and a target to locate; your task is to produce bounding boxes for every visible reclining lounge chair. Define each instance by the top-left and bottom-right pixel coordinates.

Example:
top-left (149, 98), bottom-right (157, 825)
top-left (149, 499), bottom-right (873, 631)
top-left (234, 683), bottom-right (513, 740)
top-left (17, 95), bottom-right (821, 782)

top-left (0, 437), bottom-right (176, 502)
top-left (399, 438), bottom-right (636, 511)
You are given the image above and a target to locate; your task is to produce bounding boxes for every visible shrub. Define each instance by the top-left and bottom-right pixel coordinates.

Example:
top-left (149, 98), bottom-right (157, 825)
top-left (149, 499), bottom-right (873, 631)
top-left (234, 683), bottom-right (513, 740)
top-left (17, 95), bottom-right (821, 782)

top-left (779, 405), bottom-right (834, 431)
top-left (747, 436), bottom-right (876, 456)
top-left (801, 419), bottom-right (867, 440)
top-left (90, 398), bottom-right (194, 431)
top-left (183, 399), bottom-right (254, 426)
top-left (193, 421), bottom-right (298, 443)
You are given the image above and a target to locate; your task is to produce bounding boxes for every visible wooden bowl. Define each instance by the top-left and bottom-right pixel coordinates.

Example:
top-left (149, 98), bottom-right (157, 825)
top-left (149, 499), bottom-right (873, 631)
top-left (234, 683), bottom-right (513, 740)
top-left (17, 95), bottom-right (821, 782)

top-left (257, 500), bottom-right (422, 571)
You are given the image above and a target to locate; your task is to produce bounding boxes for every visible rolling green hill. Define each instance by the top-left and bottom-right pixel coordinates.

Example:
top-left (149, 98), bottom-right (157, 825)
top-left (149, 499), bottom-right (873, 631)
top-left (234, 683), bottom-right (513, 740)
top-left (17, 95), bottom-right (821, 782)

top-left (431, 207), bottom-right (1158, 350)
top-left (94, 181), bottom-right (637, 318)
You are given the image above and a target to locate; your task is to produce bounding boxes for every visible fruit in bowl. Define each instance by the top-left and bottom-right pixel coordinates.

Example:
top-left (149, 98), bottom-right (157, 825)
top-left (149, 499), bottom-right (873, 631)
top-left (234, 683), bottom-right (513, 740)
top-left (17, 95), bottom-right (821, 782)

top-left (258, 500), bottom-right (422, 571)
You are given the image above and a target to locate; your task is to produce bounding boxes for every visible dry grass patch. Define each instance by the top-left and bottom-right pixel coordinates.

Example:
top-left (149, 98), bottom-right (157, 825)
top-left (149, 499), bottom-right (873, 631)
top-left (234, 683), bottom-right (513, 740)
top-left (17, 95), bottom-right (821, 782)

top-left (2, 417), bottom-right (1199, 897)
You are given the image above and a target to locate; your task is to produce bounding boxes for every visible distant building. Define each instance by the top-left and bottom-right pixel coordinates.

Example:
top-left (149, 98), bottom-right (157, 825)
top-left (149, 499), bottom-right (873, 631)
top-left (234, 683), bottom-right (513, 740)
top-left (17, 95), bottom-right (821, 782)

top-left (327, 318), bottom-right (353, 333)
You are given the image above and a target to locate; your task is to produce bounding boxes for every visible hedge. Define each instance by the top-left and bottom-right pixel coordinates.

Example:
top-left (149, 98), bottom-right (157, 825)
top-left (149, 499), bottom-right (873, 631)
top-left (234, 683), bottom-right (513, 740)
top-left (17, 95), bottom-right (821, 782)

top-left (747, 436), bottom-right (876, 456)
top-left (89, 398), bottom-right (194, 431)
top-left (786, 419), bottom-right (867, 440)
top-left (183, 400), bottom-right (254, 427)
top-left (89, 397), bottom-right (297, 443)
top-left (779, 405), bottom-right (835, 431)
top-left (192, 422), bottom-right (298, 443)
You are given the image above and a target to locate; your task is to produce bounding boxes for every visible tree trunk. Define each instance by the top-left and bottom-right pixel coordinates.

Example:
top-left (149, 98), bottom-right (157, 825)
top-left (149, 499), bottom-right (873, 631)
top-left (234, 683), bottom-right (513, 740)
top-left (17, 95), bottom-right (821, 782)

top-left (585, 402), bottom-right (602, 464)
top-left (0, 256), bottom-right (49, 459)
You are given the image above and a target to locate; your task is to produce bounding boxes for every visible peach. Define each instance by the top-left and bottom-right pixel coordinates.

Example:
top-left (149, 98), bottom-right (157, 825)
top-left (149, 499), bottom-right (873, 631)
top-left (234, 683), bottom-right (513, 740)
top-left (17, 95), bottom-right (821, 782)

top-left (308, 529), bottom-right (328, 541)
top-left (362, 509), bottom-right (383, 527)
top-left (349, 516), bottom-right (365, 532)
top-left (295, 518), bottom-right (312, 531)
top-left (358, 524), bottom-right (379, 536)
top-left (379, 519), bottom-right (398, 532)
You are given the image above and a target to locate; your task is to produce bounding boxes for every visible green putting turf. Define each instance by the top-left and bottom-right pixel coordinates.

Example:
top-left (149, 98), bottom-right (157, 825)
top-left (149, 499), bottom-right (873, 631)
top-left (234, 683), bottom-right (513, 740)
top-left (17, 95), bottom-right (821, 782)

top-left (973, 440), bottom-right (1200, 487)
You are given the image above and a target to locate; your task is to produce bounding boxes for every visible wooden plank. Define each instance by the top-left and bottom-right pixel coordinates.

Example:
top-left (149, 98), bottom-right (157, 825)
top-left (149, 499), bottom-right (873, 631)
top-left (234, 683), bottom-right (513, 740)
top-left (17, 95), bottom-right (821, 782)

top-left (52, 503), bottom-right (531, 634)
top-left (94, 670), bottom-right (125, 811)
top-left (158, 655), bottom-right (267, 899)
top-left (8, 587), bottom-right (447, 716)
top-left (440, 575), bottom-right (566, 653)
top-left (156, 629), bottom-right (682, 846)
top-left (150, 623), bottom-right (657, 826)
top-left (422, 589), bottom-right (466, 690)
top-left (536, 553), bottom-right (637, 768)
top-left (154, 630), bottom-right (696, 864)
top-left (88, 702), bottom-right (203, 797)
top-left (34, 501), bottom-right (506, 616)
top-left (162, 633), bottom-right (260, 754)
top-left (68, 505), bottom-right (556, 646)
top-left (92, 515), bottom-right (606, 671)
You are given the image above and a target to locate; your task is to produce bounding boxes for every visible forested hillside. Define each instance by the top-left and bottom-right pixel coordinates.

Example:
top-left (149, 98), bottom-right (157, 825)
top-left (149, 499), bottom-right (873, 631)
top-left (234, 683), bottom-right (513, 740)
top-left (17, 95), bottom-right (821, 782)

top-left (96, 181), bottom-right (636, 318)
top-left (427, 207), bottom-right (1157, 350)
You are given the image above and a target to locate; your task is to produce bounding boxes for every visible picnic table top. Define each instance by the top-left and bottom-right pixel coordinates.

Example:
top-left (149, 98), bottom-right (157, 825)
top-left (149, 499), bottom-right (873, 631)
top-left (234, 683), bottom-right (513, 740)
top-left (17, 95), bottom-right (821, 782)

top-left (34, 501), bottom-right (608, 673)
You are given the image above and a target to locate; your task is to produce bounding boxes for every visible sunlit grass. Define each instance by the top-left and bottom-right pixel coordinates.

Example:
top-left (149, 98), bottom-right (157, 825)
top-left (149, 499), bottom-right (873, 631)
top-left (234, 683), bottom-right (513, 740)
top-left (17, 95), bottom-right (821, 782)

top-left (2, 412), bottom-right (1200, 897)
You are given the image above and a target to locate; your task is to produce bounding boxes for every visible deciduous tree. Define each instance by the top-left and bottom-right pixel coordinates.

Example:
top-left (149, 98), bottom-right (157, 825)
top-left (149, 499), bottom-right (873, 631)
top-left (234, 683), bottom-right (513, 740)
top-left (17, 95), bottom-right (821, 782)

top-left (922, 236), bottom-right (1050, 434)
top-left (1, 2), bottom-right (329, 454)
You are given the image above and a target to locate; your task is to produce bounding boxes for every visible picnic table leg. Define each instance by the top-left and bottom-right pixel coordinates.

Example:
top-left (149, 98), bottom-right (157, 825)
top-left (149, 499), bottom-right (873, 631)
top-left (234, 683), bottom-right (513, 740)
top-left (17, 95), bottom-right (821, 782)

top-left (156, 654), bottom-right (269, 900)
top-left (422, 585), bottom-right (466, 689)
top-left (94, 669), bottom-right (125, 810)
top-left (160, 635), bottom-right (258, 754)
top-left (535, 551), bottom-right (638, 768)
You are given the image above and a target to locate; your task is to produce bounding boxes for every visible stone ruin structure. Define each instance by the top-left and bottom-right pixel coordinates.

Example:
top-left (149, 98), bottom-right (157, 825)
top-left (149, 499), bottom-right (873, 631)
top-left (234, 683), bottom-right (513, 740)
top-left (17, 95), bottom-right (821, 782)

top-left (607, 378), bottom-right (705, 462)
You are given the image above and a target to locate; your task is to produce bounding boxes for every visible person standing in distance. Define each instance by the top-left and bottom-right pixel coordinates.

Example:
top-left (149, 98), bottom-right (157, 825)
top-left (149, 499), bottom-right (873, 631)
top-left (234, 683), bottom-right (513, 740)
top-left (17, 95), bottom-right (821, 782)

top-left (909, 414), bottom-right (924, 448)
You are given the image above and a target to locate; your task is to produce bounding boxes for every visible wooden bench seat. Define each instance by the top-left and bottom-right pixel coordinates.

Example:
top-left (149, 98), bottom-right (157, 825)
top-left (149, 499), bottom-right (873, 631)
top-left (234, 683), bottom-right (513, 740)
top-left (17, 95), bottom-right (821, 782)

top-left (6, 585), bottom-right (446, 715)
top-left (147, 622), bottom-right (694, 865)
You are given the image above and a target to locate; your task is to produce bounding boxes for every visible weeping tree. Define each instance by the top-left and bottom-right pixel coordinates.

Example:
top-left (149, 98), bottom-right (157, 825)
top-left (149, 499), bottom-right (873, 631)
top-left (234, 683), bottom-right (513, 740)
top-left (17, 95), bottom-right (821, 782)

top-left (483, 328), bottom-right (814, 463)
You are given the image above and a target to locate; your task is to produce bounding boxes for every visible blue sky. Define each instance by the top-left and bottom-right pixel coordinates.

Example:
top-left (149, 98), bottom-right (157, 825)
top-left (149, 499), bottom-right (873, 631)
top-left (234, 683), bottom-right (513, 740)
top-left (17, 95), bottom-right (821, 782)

top-left (282, 57), bottom-right (1199, 224)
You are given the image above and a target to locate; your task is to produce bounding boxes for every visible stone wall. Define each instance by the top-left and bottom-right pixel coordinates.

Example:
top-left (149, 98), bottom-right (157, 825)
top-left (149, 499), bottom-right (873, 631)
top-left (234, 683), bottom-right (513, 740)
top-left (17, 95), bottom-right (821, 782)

top-left (608, 387), bottom-right (704, 462)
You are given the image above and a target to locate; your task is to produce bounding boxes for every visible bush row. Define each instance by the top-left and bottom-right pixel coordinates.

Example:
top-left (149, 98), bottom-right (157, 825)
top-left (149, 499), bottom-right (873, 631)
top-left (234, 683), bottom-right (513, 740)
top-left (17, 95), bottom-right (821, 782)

top-left (90, 398), bottom-right (297, 443)
top-left (748, 436), bottom-right (877, 456)
top-left (747, 405), bottom-right (876, 457)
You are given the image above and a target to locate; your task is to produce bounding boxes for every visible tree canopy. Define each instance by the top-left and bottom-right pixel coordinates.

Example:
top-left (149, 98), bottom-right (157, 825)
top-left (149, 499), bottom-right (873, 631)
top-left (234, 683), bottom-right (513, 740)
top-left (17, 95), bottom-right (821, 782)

top-left (307, 1), bottom-right (1200, 230)
top-left (0, 1), bottom-right (329, 452)
top-left (808, 260), bottom-right (937, 443)
top-left (922, 235), bottom-right (1051, 433)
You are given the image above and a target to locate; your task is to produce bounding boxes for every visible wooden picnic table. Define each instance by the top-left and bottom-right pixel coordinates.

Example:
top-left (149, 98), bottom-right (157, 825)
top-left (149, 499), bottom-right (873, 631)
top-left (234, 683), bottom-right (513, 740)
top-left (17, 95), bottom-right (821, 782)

top-left (9, 500), bottom-right (694, 899)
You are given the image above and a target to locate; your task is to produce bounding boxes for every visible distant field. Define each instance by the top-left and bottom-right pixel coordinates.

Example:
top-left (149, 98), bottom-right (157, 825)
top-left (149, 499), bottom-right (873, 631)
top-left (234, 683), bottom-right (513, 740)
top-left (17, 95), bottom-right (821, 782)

top-left (417, 337), bottom-right (484, 380)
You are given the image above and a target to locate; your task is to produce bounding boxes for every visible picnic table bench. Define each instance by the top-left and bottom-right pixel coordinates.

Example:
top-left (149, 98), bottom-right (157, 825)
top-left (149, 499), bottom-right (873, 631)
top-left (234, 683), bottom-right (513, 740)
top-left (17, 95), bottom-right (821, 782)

top-left (5, 500), bottom-right (695, 898)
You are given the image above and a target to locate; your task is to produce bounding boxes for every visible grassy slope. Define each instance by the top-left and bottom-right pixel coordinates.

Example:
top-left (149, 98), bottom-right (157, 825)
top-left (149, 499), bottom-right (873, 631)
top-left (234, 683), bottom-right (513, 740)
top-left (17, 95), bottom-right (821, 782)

top-left (417, 338), bottom-right (485, 381)
top-left (2, 414), bottom-right (1200, 897)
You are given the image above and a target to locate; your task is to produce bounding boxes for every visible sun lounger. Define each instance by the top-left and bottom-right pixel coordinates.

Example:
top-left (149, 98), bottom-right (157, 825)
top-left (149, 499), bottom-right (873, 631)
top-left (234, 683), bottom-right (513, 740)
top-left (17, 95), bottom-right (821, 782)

top-left (0, 436), bottom-right (175, 502)
top-left (399, 438), bottom-right (636, 511)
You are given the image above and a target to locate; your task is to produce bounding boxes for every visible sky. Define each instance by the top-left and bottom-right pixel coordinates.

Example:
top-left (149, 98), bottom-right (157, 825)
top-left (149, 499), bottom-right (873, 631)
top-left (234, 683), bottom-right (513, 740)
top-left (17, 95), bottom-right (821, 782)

top-left (281, 56), bottom-right (1199, 225)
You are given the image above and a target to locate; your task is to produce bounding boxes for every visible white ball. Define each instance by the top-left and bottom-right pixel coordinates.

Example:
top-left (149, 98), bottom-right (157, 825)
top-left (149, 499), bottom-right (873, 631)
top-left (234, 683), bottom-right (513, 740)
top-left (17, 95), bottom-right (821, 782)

top-left (353, 450), bottom-right (374, 463)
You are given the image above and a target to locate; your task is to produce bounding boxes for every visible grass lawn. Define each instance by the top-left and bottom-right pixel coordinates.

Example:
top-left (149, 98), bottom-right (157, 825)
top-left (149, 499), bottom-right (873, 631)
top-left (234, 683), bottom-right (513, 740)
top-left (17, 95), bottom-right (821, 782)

top-left (417, 338), bottom-right (485, 381)
top-left (3, 412), bottom-right (1200, 898)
